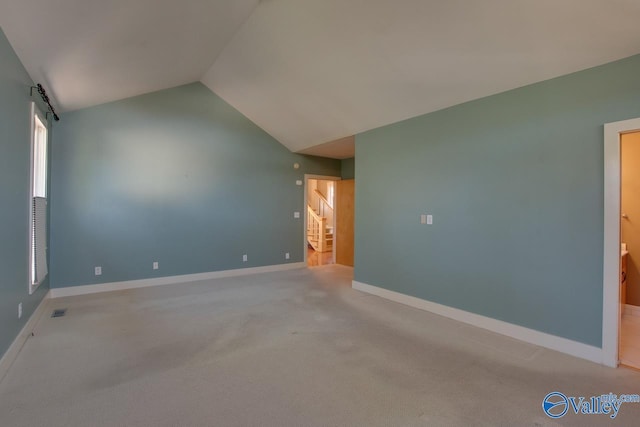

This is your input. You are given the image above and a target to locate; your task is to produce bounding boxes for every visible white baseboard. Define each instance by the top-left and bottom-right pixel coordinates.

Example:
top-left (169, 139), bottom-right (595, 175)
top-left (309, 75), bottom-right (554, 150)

top-left (352, 280), bottom-right (603, 365)
top-left (50, 262), bottom-right (306, 298)
top-left (623, 304), bottom-right (640, 318)
top-left (0, 290), bottom-right (51, 383)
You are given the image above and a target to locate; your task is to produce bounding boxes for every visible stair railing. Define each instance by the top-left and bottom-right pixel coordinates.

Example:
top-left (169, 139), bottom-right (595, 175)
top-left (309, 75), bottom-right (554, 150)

top-left (314, 189), bottom-right (333, 219)
top-left (307, 204), bottom-right (327, 252)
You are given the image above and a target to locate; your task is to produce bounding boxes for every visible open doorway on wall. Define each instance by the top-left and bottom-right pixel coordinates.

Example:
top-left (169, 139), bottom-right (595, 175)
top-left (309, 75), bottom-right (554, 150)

top-left (620, 131), bottom-right (640, 369)
top-left (604, 117), bottom-right (640, 368)
top-left (306, 177), bottom-right (337, 267)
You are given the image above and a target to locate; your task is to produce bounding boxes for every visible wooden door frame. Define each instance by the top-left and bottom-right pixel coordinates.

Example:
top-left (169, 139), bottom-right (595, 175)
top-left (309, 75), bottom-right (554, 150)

top-left (603, 117), bottom-right (640, 367)
top-left (303, 174), bottom-right (341, 265)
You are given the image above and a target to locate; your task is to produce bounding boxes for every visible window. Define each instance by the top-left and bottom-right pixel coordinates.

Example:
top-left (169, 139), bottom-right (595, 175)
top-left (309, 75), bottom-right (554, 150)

top-left (30, 105), bottom-right (48, 293)
top-left (32, 113), bottom-right (47, 197)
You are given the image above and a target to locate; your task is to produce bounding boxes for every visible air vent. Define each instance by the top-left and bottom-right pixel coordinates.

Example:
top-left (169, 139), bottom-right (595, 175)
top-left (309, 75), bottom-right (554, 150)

top-left (51, 309), bottom-right (67, 318)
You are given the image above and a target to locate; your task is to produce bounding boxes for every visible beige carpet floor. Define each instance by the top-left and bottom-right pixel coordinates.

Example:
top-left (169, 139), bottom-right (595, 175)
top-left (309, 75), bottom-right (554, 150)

top-left (1, 265), bottom-right (639, 426)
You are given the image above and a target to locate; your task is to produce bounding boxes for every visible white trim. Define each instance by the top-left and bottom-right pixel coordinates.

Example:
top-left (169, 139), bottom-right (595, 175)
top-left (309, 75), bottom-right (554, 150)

top-left (603, 117), bottom-right (640, 368)
top-left (27, 102), bottom-right (36, 295)
top-left (624, 304), bottom-right (640, 318)
top-left (50, 262), bottom-right (306, 298)
top-left (352, 280), bottom-right (603, 365)
top-left (0, 290), bottom-right (51, 383)
top-left (303, 174), bottom-right (341, 265)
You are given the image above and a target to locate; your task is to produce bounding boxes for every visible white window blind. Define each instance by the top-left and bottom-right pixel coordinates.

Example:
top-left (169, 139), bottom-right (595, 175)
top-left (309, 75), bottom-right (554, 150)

top-left (32, 197), bottom-right (48, 286)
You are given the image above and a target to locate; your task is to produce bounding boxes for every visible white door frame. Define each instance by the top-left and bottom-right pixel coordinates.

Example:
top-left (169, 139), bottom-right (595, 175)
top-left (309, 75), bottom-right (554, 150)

top-left (603, 117), bottom-right (640, 367)
top-left (303, 174), bottom-right (341, 265)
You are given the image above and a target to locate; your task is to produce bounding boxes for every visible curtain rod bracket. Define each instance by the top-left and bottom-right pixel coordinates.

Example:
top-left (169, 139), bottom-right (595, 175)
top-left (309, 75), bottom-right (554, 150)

top-left (31, 84), bottom-right (60, 122)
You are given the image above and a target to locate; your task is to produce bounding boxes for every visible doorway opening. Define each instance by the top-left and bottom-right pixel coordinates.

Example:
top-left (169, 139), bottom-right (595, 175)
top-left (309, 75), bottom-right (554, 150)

top-left (306, 177), bottom-right (337, 267)
top-left (603, 117), bottom-right (640, 367)
top-left (619, 131), bottom-right (640, 369)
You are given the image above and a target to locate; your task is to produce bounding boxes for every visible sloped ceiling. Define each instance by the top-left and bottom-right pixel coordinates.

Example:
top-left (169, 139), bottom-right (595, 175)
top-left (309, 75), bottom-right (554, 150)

top-left (0, 0), bottom-right (259, 112)
top-left (3, 0), bottom-right (640, 157)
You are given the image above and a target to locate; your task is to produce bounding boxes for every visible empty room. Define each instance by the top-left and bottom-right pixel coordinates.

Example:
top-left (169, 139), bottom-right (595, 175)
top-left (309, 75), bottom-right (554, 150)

top-left (2, 1), bottom-right (640, 425)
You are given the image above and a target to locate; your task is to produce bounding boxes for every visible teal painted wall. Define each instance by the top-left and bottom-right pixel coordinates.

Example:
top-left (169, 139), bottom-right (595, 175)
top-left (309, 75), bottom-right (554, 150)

top-left (355, 54), bottom-right (640, 348)
top-left (0, 28), bottom-right (49, 358)
top-left (341, 157), bottom-right (355, 180)
top-left (50, 83), bottom-right (340, 288)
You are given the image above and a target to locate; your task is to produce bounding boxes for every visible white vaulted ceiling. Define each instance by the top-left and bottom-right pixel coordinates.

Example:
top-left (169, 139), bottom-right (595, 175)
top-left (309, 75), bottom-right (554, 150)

top-left (0, 0), bottom-right (260, 112)
top-left (3, 1), bottom-right (640, 156)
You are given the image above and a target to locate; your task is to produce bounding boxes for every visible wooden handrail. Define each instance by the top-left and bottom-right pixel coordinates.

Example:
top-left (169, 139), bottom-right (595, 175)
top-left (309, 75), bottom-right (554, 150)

top-left (307, 203), bottom-right (324, 221)
top-left (307, 204), bottom-right (328, 252)
top-left (314, 189), bottom-right (333, 210)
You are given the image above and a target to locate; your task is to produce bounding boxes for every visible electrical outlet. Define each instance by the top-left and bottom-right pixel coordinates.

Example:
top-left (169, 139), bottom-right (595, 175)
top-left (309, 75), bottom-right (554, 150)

top-left (294, 211), bottom-right (300, 219)
top-left (427, 214), bottom-right (433, 225)
top-left (18, 303), bottom-right (22, 319)
top-left (296, 180), bottom-right (302, 186)
top-left (242, 254), bottom-right (248, 262)
top-left (153, 261), bottom-right (159, 270)
top-left (95, 266), bottom-right (102, 276)
top-left (285, 252), bottom-right (290, 260)
top-left (420, 214), bottom-right (427, 224)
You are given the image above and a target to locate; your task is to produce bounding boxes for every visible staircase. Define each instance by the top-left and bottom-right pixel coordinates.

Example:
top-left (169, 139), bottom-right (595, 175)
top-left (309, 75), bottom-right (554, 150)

top-left (307, 189), bottom-right (333, 253)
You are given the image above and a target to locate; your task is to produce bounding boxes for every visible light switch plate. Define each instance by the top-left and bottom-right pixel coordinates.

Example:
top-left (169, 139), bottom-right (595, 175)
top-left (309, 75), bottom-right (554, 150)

top-left (296, 180), bottom-right (303, 186)
top-left (420, 214), bottom-right (427, 224)
top-left (427, 215), bottom-right (433, 225)
top-left (294, 211), bottom-right (300, 218)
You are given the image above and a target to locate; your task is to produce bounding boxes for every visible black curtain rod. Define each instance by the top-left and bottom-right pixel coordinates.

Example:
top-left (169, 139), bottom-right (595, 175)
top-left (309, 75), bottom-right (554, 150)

top-left (31, 84), bottom-right (60, 121)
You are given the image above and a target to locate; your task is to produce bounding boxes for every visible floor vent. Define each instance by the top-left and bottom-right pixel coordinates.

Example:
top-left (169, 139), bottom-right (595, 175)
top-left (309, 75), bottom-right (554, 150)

top-left (51, 309), bottom-right (67, 318)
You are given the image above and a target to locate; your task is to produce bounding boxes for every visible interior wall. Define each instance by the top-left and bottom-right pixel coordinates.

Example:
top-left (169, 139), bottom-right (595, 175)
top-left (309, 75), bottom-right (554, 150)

top-left (621, 132), bottom-right (640, 307)
top-left (341, 157), bottom-right (355, 180)
top-left (0, 28), bottom-right (49, 359)
top-left (307, 179), bottom-right (318, 208)
top-left (318, 180), bottom-right (334, 225)
top-left (355, 54), bottom-right (640, 348)
top-left (50, 82), bottom-right (341, 288)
